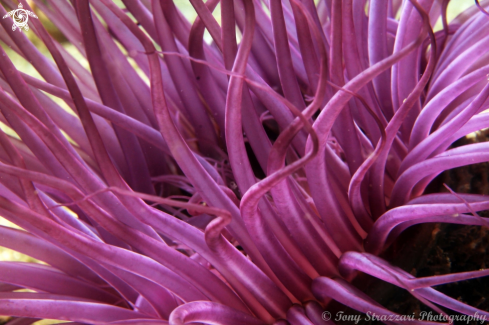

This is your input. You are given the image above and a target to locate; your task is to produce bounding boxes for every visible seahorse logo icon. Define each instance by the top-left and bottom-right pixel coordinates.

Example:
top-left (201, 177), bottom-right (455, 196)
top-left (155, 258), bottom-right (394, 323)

top-left (2, 3), bottom-right (38, 32)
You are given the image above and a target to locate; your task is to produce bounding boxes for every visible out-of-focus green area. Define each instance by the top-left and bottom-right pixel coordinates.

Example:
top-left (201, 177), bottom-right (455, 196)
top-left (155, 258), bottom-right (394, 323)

top-left (447, 0), bottom-right (478, 20)
top-left (437, 0), bottom-right (477, 29)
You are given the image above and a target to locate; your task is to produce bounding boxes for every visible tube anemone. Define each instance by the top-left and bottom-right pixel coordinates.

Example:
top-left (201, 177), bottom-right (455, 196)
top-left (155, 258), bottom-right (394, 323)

top-left (0, 0), bottom-right (487, 324)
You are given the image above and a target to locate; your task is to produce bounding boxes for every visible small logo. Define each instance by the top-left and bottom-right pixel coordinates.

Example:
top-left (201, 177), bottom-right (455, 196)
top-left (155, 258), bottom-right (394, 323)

top-left (2, 3), bottom-right (38, 32)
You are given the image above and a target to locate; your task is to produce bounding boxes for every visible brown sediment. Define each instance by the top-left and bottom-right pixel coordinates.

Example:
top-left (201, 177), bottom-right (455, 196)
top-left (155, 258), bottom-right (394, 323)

top-left (333, 130), bottom-right (489, 324)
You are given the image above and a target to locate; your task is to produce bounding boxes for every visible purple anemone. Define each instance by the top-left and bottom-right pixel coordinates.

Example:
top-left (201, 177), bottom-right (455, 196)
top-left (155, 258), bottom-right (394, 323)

top-left (0, 0), bottom-right (488, 324)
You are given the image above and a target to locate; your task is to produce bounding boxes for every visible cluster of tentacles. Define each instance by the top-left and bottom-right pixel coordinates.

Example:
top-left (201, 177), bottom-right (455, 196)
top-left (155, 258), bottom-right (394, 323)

top-left (0, 0), bottom-right (488, 324)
